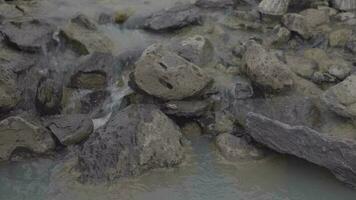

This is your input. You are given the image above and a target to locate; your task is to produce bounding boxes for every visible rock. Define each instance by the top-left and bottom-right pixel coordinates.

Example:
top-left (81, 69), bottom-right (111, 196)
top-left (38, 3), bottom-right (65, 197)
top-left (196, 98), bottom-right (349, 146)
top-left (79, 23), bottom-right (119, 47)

top-left (321, 75), bottom-right (356, 119)
top-left (134, 44), bottom-right (211, 100)
top-left (181, 122), bottom-right (202, 136)
top-left (328, 29), bottom-right (353, 47)
top-left (60, 14), bottom-right (113, 55)
top-left (264, 24), bottom-right (291, 47)
top-left (162, 100), bottom-right (211, 117)
top-left (258, 0), bottom-right (290, 16)
top-left (335, 12), bottom-right (355, 21)
top-left (44, 114), bottom-right (93, 146)
top-left (77, 104), bottom-right (184, 182)
top-left (246, 112), bottom-right (356, 188)
top-left (213, 74), bottom-right (254, 100)
top-left (346, 40), bottom-right (356, 54)
top-left (143, 4), bottom-right (201, 31)
top-left (35, 78), bottom-right (63, 115)
top-left (243, 40), bottom-right (294, 91)
top-left (331, 0), bottom-right (356, 11)
top-left (300, 8), bottom-right (330, 28)
top-left (70, 52), bottom-right (118, 90)
top-left (285, 54), bottom-right (317, 80)
top-left (0, 3), bottom-right (23, 20)
top-left (114, 9), bottom-right (133, 24)
top-left (169, 35), bottom-right (214, 67)
top-left (0, 67), bottom-right (20, 112)
top-left (0, 115), bottom-right (55, 161)
top-left (195, 0), bottom-right (235, 8)
top-left (0, 19), bottom-right (55, 53)
top-left (216, 133), bottom-right (266, 161)
top-left (282, 13), bottom-right (311, 39)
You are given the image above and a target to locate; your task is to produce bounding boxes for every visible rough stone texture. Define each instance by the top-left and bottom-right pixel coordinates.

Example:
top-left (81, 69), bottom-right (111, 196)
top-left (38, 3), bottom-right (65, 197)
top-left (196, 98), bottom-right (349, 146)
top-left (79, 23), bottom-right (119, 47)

top-left (0, 3), bottom-right (23, 20)
top-left (169, 35), bottom-right (214, 67)
top-left (60, 14), bottom-right (113, 55)
top-left (285, 55), bottom-right (317, 80)
top-left (0, 115), bottom-right (55, 161)
top-left (321, 75), bottom-right (356, 119)
top-left (331, 0), bottom-right (356, 11)
top-left (258, 0), bottom-right (290, 16)
top-left (0, 19), bottom-right (55, 53)
top-left (162, 100), bottom-right (211, 117)
top-left (282, 13), bottom-right (311, 39)
top-left (44, 114), bottom-right (93, 146)
top-left (246, 112), bottom-right (356, 188)
top-left (216, 133), bottom-right (265, 161)
top-left (328, 29), bottom-right (353, 47)
top-left (143, 4), bottom-right (201, 31)
top-left (243, 40), bottom-right (294, 90)
top-left (300, 8), bottom-right (330, 29)
top-left (77, 104), bottom-right (184, 182)
top-left (35, 78), bottom-right (63, 115)
top-left (264, 24), bottom-right (291, 47)
top-left (195, 0), bottom-right (235, 8)
top-left (0, 66), bottom-right (20, 112)
top-left (134, 44), bottom-right (211, 100)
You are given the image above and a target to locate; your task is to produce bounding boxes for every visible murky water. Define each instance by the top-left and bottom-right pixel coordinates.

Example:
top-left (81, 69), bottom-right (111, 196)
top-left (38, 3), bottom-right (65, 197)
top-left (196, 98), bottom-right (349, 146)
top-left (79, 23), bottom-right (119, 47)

top-left (1, 135), bottom-right (356, 200)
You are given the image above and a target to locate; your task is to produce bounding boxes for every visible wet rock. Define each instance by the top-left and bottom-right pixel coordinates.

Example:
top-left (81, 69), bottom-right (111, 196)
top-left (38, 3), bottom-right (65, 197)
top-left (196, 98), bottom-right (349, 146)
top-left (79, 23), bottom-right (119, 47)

top-left (0, 19), bottom-right (55, 53)
top-left (195, 0), bottom-right (235, 9)
top-left (134, 44), bottom-right (211, 100)
top-left (282, 13), bottom-right (311, 39)
top-left (70, 52), bottom-right (118, 90)
top-left (0, 67), bottom-right (20, 112)
top-left (77, 104), bottom-right (184, 182)
top-left (246, 112), bottom-right (356, 188)
top-left (0, 115), bottom-right (55, 161)
top-left (258, 0), bottom-right (290, 16)
top-left (321, 75), bottom-right (356, 119)
top-left (169, 35), bottom-right (214, 67)
top-left (143, 4), bottom-right (201, 31)
top-left (35, 78), bottom-right (62, 115)
top-left (162, 100), bottom-right (211, 117)
top-left (214, 75), bottom-right (254, 100)
top-left (243, 40), bottom-right (294, 91)
top-left (331, 0), bottom-right (356, 11)
top-left (216, 133), bottom-right (266, 161)
top-left (60, 14), bottom-right (113, 55)
top-left (328, 28), bottom-right (353, 47)
top-left (44, 114), bottom-right (93, 146)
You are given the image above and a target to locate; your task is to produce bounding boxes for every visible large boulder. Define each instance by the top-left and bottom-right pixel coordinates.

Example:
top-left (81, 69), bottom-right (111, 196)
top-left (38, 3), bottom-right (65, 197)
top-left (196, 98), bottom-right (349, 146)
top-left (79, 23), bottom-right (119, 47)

top-left (44, 114), bottom-right (93, 146)
top-left (0, 67), bottom-right (20, 112)
top-left (243, 40), bottom-right (294, 91)
top-left (77, 104), bottom-right (184, 182)
top-left (134, 44), bottom-right (211, 100)
top-left (0, 19), bottom-right (55, 53)
top-left (321, 75), bottom-right (356, 119)
top-left (143, 4), bottom-right (201, 31)
top-left (246, 112), bottom-right (356, 188)
top-left (0, 115), bottom-right (55, 161)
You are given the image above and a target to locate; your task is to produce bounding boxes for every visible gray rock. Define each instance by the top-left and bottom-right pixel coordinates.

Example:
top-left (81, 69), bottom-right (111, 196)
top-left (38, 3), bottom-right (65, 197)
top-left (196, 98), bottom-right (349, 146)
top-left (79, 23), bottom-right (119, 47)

top-left (143, 4), bottom-right (201, 31)
top-left (195, 0), bottom-right (235, 8)
top-left (216, 133), bottom-right (266, 161)
top-left (44, 114), bottom-right (93, 146)
top-left (35, 78), bottom-right (63, 115)
top-left (0, 115), bottom-right (55, 161)
top-left (162, 100), bottom-right (211, 117)
top-left (282, 13), bottom-right (311, 39)
top-left (321, 75), bottom-right (356, 119)
top-left (331, 0), bottom-right (356, 11)
top-left (346, 40), bottom-right (356, 54)
top-left (0, 3), bottom-right (23, 20)
top-left (258, 0), bottom-right (290, 16)
top-left (0, 19), bottom-right (55, 53)
top-left (77, 104), bottom-right (184, 182)
top-left (246, 112), bottom-right (356, 188)
top-left (243, 40), bottom-right (294, 91)
top-left (134, 44), bottom-right (211, 100)
top-left (0, 66), bottom-right (20, 112)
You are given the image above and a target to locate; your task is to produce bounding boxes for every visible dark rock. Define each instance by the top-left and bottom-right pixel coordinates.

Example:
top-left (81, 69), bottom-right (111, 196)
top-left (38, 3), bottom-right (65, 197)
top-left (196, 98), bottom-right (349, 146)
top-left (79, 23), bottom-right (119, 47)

top-left (143, 4), bottom-right (202, 31)
top-left (195, 0), bottom-right (235, 9)
top-left (162, 100), bottom-right (211, 117)
top-left (35, 78), bottom-right (63, 115)
top-left (0, 66), bottom-right (20, 112)
top-left (77, 104), bottom-right (184, 182)
top-left (44, 114), bottom-right (93, 146)
top-left (134, 44), bottom-right (211, 100)
top-left (246, 112), bottom-right (356, 188)
top-left (346, 40), bottom-right (356, 54)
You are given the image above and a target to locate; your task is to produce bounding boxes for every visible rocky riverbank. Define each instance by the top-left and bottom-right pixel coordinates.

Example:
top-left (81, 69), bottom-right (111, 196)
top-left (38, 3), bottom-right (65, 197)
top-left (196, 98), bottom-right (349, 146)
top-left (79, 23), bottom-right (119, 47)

top-left (1, 0), bottom-right (356, 189)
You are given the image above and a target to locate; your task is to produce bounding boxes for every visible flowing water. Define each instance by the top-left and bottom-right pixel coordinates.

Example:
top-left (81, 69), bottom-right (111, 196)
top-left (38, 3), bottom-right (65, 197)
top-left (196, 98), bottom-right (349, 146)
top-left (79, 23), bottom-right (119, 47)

top-left (2, 0), bottom-right (356, 199)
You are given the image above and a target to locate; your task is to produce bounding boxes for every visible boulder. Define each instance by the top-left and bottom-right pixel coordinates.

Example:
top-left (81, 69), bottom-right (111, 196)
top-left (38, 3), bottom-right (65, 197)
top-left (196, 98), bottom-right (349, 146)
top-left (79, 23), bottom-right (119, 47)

top-left (143, 4), bottom-right (201, 31)
top-left (321, 75), bottom-right (356, 119)
top-left (285, 54), bottom-right (317, 80)
top-left (195, 0), bottom-right (235, 8)
top-left (216, 133), bottom-right (266, 161)
top-left (0, 67), bottom-right (20, 112)
top-left (77, 104), bottom-right (184, 182)
top-left (44, 114), bottom-right (93, 146)
top-left (0, 19), bottom-right (55, 53)
top-left (0, 115), bottom-right (55, 161)
top-left (134, 44), bottom-right (211, 100)
top-left (243, 40), bottom-right (294, 91)
top-left (246, 112), bottom-right (356, 188)
top-left (258, 0), bottom-right (290, 16)
top-left (300, 8), bottom-right (330, 28)
top-left (35, 78), bottom-right (63, 115)
top-left (282, 13), bottom-right (311, 39)
top-left (60, 14), bottom-right (113, 55)
top-left (264, 24), bottom-right (291, 47)
top-left (328, 28), bottom-right (353, 47)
